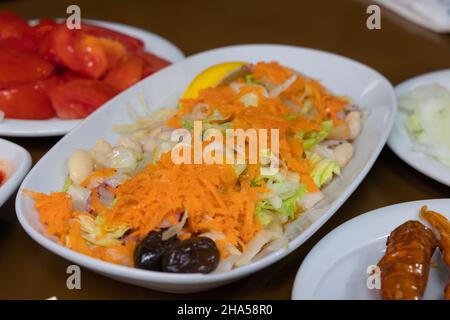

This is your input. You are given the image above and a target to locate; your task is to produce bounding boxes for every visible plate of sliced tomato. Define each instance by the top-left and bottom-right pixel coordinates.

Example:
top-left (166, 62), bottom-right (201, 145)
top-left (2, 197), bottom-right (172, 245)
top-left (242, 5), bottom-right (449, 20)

top-left (0, 11), bottom-right (184, 137)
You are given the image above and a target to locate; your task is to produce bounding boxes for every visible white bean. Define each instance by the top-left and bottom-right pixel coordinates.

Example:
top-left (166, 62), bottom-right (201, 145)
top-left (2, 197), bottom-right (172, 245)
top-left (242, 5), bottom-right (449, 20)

top-left (90, 150), bottom-right (110, 169)
top-left (345, 111), bottom-right (361, 140)
top-left (327, 122), bottom-right (350, 140)
top-left (333, 142), bottom-right (354, 168)
top-left (68, 149), bottom-right (94, 185)
top-left (109, 146), bottom-right (137, 172)
top-left (117, 136), bottom-right (142, 153)
top-left (93, 139), bottom-right (113, 154)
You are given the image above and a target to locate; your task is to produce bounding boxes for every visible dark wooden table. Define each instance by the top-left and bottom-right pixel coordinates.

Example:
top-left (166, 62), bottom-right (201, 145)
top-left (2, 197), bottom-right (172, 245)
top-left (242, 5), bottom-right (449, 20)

top-left (0, 0), bottom-right (449, 299)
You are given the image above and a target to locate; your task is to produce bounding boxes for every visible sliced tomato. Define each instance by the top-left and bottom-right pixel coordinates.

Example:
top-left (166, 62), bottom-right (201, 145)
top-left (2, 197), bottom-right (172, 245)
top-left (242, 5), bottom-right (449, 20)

top-left (33, 74), bottom-right (61, 93)
top-left (0, 11), bottom-right (38, 53)
top-left (0, 83), bottom-right (55, 120)
top-left (81, 23), bottom-right (144, 51)
top-left (46, 24), bottom-right (109, 79)
top-left (0, 46), bottom-right (55, 88)
top-left (30, 19), bottom-right (57, 42)
top-left (0, 11), bottom-right (29, 41)
top-left (0, 36), bottom-right (37, 53)
top-left (104, 54), bottom-right (143, 91)
top-left (97, 37), bottom-right (127, 69)
top-left (138, 51), bottom-right (171, 77)
top-left (49, 79), bottom-right (118, 119)
top-left (58, 70), bottom-right (87, 83)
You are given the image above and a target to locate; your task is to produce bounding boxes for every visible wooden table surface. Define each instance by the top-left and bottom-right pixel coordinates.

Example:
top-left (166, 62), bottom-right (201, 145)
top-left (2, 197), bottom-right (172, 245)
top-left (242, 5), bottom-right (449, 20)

top-left (0, 0), bottom-right (449, 299)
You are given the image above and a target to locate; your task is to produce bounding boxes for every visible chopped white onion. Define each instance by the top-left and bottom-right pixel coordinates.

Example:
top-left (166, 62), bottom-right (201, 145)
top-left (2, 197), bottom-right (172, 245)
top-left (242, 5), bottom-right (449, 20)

top-left (105, 173), bottom-right (130, 188)
top-left (297, 191), bottom-right (324, 210)
top-left (67, 185), bottom-right (91, 211)
top-left (162, 211), bottom-right (188, 240)
top-left (239, 92), bottom-right (259, 107)
top-left (199, 230), bottom-right (226, 241)
top-left (235, 229), bottom-right (273, 266)
top-left (269, 75), bottom-right (297, 98)
top-left (192, 103), bottom-right (209, 120)
top-left (214, 254), bottom-right (240, 273)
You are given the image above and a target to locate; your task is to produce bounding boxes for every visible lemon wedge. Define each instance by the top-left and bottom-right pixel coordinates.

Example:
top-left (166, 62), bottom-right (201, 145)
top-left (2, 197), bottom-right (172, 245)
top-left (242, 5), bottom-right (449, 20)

top-left (182, 61), bottom-right (247, 100)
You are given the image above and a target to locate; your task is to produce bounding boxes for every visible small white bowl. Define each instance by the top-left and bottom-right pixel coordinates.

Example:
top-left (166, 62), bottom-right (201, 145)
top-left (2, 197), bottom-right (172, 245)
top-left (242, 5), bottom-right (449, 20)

top-left (388, 69), bottom-right (450, 186)
top-left (16, 44), bottom-right (397, 293)
top-left (0, 139), bottom-right (31, 208)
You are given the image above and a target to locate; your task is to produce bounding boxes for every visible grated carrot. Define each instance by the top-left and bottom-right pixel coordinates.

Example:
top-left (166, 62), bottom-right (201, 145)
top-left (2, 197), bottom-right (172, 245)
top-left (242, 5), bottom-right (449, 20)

top-left (29, 61), bottom-right (351, 265)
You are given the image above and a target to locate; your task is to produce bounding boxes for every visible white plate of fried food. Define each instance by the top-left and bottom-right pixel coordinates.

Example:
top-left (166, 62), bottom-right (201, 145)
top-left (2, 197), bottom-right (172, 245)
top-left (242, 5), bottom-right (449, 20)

top-left (292, 199), bottom-right (450, 300)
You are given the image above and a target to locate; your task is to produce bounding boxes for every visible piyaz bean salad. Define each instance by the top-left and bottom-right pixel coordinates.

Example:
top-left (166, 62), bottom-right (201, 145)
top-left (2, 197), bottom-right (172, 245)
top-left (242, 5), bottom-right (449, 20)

top-left (28, 62), bottom-right (361, 273)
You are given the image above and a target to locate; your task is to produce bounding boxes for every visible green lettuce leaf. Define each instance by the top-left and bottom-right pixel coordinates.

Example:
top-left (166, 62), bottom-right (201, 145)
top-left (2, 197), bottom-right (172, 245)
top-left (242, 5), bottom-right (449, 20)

top-left (301, 120), bottom-right (333, 150)
top-left (309, 153), bottom-right (340, 188)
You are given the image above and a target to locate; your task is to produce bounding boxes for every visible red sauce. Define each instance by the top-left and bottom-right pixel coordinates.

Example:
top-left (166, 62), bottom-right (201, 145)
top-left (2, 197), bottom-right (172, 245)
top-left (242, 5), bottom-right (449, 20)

top-left (0, 170), bottom-right (4, 186)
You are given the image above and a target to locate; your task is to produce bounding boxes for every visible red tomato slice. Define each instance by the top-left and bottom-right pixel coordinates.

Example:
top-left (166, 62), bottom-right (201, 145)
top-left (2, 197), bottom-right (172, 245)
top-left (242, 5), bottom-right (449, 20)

top-left (0, 11), bottom-right (39, 53)
top-left (30, 19), bottom-right (57, 42)
top-left (97, 37), bottom-right (127, 69)
top-left (58, 70), bottom-right (87, 83)
top-left (138, 51), bottom-right (171, 77)
top-left (49, 79), bottom-right (118, 119)
top-left (33, 75), bottom-right (61, 93)
top-left (0, 83), bottom-right (55, 120)
top-left (0, 46), bottom-right (55, 88)
top-left (46, 24), bottom-right (109, 79)
top-left (0, 11), bottom-right (29, 41)
top-left (81, 23), bottom-right (144, 51)
top-left (0, 36), bottom-right (37, 53)
top-left (104, 54), bottom-right (143, 91)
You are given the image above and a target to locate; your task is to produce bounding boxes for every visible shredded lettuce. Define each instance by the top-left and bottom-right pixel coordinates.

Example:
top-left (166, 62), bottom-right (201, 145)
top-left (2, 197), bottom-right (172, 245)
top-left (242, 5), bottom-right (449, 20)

top-left (251, 179), bottom-right (262, 187)
top-left (246, 74), bottom-right (255, 84)
top-left (258, 186), bottom-right (307, 219)
top-left (245, 74), bottom-right (261, 85)
top-left (239, 92), bottom-right (259, 107)
top-left (255, 206), bottom-right (273, 225)
top-left (256, 171), bottom-right (307, 222)
top-left (182, 110), bottom-right (232, 132)
top-left (62, 177), bottom-right (72, 192)
top-left (300, 120), bottom-right (333, 150)
top-left (301, 99), bottom-right (313, 115)
top-left (78, 214), bottom-right (130, 247)
top-left (287, 114), bottom-right (296, 121)
top-left (181, 118), bottom-right (194, 130)
top-left (308, 152), bottom-right (340, 188)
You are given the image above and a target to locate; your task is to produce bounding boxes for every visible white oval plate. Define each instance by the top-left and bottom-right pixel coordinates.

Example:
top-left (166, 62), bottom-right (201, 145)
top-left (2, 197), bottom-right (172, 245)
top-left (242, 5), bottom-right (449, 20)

top-left (0, 138), bottom-right (31, 207)
top-left (0, 19), bottom-right (185, 138)
top-left (388, 69), bottom-right (450, 186)
top-left (16, 44), bottom-right (396, 293)
top-left (292, 199), bottom-right (450, 300)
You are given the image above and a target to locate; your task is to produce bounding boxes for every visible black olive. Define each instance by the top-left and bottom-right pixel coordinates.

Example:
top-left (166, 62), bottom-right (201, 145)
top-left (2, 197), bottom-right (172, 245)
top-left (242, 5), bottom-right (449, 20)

top-left (162, 237), bottom-right (220, 273)
top-left (134, 230), bottom-right (178, 271)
